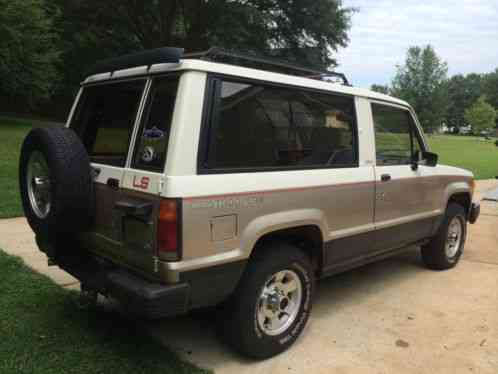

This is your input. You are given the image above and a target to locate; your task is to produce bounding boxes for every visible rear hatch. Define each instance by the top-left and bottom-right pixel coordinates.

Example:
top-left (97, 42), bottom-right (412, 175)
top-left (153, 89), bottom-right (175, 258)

top-left (69, 75), bottom-right (180, 279)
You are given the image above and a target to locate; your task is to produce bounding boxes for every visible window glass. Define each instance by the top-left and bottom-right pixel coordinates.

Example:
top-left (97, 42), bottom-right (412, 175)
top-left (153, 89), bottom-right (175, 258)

top-left (71, 80), bottom-right (146, 167)
top-left (206, 80), bottom-right (357, 170)
top-left (132, 76), bottom-right (180, 171)
top-left (372, 104), bottom-right (422, 165)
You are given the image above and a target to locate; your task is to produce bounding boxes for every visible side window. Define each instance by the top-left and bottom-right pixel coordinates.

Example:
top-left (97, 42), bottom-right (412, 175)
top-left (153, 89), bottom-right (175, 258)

top-left (372, 104), bottom-right (423, 166)
top-left (132, 76), bottom-right (180, 171)
top-left (205, 79), bottom-right (357, 170)
top-left (71, 79), bottom-right (146, 167)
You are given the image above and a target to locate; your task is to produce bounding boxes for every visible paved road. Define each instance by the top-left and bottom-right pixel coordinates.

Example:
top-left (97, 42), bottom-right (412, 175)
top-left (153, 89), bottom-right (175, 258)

top-left (1, 180), bottom-right (497, 374)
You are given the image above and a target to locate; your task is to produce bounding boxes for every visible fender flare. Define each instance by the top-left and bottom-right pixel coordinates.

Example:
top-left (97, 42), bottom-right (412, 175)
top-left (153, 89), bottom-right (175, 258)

top-left (442, 181), bottom-right (472, 210)
top-left (240, 208), bottom-right (328, 257)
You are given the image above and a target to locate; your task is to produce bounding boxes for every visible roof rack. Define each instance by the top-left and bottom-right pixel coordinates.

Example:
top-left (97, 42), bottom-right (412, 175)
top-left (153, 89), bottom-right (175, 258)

top-left (88, 46), bottom-right (351, 86)
top-left (184, 47), bottom-right (351, 86)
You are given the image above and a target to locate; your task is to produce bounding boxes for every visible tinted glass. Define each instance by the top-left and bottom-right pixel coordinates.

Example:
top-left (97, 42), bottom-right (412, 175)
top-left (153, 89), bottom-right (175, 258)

top-left (132, 76), bottom-right (180, 171)
top-left (206, 80), bottom-right (357, 170)
top-left (71, 80), bottom-right (146, 167)
top-left (372, 104), bottom-right (423, 165)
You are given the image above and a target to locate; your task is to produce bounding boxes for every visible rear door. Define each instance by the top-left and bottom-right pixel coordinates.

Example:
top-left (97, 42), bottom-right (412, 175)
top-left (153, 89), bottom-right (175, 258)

top-left (70, 75), bottom-right (180, 276)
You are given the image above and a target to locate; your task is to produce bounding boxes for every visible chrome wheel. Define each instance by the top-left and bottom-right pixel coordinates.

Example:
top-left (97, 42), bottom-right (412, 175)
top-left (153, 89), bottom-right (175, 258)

top-left (26, 151), bottom-right (52, 219)
top-left (445, 216), bottom-right (463, 258)
top-left (256, 269), bottom-right (303, 336)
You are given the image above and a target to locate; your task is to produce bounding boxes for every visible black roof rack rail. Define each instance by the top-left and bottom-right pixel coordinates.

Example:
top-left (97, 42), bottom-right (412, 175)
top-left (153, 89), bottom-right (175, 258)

top-left (89, 47), bottom-right (184, 76)
top-left (88, 46), bottom-right (351, 86)
top-left (184, 47), bottom-right (351, 86)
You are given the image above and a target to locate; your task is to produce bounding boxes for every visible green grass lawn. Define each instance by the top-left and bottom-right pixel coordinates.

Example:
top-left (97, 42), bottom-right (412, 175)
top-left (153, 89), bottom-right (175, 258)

top-left (0, 249), bottom-right (209, 374)
top-left (427, 135), bottom-right (498, 180)
top-left (0, 119), bottom-right (33, 218)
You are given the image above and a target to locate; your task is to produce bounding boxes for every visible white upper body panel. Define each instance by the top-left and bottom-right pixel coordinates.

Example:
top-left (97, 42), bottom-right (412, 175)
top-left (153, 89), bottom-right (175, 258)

top-left (83, 59), bottom-right (411, 108)
top-left (78, 57), bottom-right (473, 198)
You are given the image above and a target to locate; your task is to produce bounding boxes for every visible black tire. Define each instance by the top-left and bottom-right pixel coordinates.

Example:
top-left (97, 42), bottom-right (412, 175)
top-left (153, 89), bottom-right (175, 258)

top-left (218, 243), bottom-right (314, 359)
top-left (421, 202), bottom-right (467, 270)
top-left (19, 127), bottom-right (94, 240)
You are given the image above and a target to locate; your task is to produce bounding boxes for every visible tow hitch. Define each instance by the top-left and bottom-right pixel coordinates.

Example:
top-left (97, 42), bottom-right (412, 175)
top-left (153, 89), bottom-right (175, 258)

top-left (77, 284), bottom-right (99, 309)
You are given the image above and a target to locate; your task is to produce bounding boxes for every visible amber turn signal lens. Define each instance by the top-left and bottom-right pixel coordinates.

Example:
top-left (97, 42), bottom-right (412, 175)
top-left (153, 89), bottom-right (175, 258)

top-left (159, 199), bottom-right (177, 222)
top-left (469, 179), bottom-right (476, 197)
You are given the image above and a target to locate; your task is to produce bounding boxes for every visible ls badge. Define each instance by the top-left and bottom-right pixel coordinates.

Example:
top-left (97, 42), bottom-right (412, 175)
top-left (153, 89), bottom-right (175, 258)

top-left (133, 175), bottom-right (150, 190)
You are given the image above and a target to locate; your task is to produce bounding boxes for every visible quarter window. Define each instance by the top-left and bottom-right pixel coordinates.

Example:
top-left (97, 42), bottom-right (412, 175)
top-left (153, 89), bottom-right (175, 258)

top-left (205, 80), bottom-right (357, 170)
top-left (372, 104), bottom-right (423, 166)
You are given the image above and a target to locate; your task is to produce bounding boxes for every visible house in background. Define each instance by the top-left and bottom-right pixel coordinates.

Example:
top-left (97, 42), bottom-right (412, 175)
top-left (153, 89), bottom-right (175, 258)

top-left (459, 124), bottom-right (472, 135)
top-left (437, 123), bottom-right (450, 134)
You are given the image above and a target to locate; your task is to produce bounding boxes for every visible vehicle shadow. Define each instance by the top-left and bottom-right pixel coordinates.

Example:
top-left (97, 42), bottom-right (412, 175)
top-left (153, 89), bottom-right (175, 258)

top-left (145, 246), bottom-right (426, 370)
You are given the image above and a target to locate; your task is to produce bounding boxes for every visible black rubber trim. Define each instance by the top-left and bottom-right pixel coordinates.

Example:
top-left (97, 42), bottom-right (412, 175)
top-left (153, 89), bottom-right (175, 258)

top-left (469, 202), bottom-right (480, 224)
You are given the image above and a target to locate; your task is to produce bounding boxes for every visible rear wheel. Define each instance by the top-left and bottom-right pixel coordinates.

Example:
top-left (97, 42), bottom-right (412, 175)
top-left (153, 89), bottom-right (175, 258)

top-left (421, 202), bottom-right (467, 270)
top-left (219, 243), bottom-right (314, 359)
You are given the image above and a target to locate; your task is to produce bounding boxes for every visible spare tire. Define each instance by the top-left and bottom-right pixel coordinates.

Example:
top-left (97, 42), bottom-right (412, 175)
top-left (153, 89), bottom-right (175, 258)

top-left (19, 127), bottom-right (95, 239)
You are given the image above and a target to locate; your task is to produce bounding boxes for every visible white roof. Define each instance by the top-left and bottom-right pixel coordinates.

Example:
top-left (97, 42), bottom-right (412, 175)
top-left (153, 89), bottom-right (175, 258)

top-left (83, 58), bottom-right (410, 108)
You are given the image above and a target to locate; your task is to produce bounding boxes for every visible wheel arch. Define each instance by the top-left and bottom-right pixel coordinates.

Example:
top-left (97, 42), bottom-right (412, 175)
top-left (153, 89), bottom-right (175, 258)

top-left (443, 182), bottom-right (472, 216)
top-left (242, 210), bottom-right (327, 276)
top-left (448, 192), bottom-right (471, 215)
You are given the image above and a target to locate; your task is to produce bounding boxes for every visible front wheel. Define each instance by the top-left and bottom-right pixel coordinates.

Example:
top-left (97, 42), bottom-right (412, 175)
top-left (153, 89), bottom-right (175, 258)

top-left (219, 243), bottom-right (314, 359)
top-left (421, 202), bottom-right (467, 270)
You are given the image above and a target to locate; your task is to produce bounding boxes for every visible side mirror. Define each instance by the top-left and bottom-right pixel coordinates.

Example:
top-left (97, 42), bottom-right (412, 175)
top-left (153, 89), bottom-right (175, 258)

top-left (421, 151), bottom-right (438, 167)
top-left (412, 151), bottom-right (438, 170)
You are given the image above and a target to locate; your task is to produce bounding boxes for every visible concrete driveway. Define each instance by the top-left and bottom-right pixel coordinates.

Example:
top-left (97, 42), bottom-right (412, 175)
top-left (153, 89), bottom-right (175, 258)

top-left (1, 180), bottom-right (497, 374)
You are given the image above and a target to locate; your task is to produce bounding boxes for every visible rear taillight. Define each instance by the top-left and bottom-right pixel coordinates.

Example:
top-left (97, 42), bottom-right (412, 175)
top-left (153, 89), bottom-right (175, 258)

top-left (157, 199), bottom-right (181, 260)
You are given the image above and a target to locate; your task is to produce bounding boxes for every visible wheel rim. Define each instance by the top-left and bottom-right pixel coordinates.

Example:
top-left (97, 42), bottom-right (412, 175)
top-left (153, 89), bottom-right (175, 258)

top-left (445, 216), bottom-right (463, 258)
top-left (256, 269), bottom-right (303, 336)
top-left (26, 151), bottom-right (52, 219)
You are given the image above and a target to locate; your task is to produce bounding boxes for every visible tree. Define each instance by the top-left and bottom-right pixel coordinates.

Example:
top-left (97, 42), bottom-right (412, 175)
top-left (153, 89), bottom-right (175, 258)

top-left (445, 73), bottom-right (483, 130)
top-left (62, 0), bottom-right (355, 69)
top-left (45, 0), bottom-right (140, 118)
top-left (464, 96), bottom-right (497, 134)
top-left (391, 45), bottom-right (448, 132)
top-left (41, 0), bottom-right (355, 119)
top-left (482, 68), bottom-right (498, 125)
top-left (370, 84), bottom-right (390, 94)
top-left (0, 0), bottom-right (60, 108)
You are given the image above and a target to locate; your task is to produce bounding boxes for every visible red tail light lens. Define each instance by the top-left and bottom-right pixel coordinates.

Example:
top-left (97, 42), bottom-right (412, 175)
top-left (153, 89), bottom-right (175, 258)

top-left (157, 199), bottom-right (180, 259)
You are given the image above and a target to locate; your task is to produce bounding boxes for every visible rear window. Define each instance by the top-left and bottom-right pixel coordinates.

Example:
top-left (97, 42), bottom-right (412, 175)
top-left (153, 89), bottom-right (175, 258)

top-left (203, 79), bottom-right (357, 171)
top-left (71, 79), bottom-right (146, 167)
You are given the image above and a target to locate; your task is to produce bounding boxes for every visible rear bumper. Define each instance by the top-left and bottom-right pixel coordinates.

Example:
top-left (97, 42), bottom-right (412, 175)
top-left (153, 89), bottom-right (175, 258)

top-left (469, 202), bottom-right (480, 224)
top-left (56, 253), bottom-right (190, 319)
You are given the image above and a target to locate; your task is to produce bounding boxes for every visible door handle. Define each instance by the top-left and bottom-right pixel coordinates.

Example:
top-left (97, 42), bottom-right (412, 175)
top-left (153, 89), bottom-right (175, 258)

top-left (107, 178), bottom-right (120, 189)
top-left (381, 174), bottom-right (391, 182)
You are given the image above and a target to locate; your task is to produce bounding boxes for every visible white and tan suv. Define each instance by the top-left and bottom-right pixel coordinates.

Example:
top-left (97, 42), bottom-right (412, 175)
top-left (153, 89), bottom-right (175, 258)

top-left (19, 47), bottom-right (480, 359)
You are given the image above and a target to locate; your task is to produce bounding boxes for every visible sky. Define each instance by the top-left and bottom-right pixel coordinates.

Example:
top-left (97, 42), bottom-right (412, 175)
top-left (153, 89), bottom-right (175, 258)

top-left (335, 0), bottom-right (498, 88)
